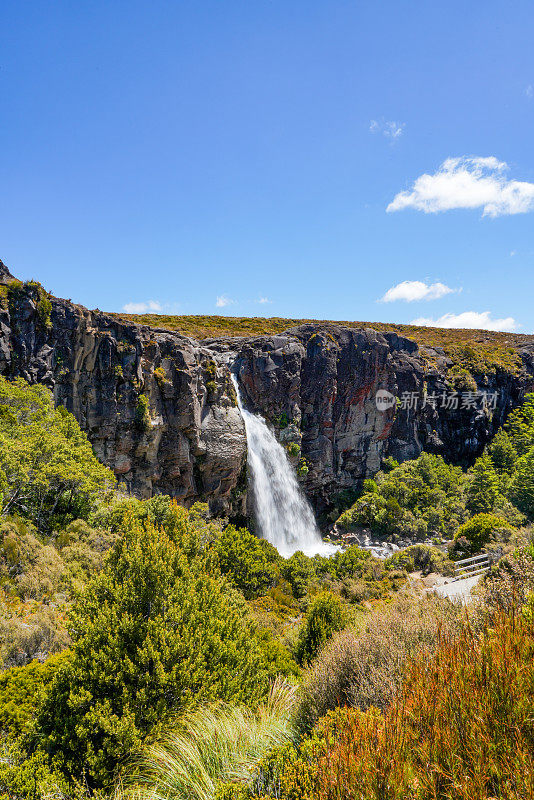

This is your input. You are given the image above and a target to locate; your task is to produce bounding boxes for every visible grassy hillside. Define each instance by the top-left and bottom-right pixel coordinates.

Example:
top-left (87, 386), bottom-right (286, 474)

top-left (111, 312), bottom-right (534, 374)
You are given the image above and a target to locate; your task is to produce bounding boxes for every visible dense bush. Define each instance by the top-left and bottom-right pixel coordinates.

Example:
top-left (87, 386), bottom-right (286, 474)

top-left (0, 652), bottom-right (68, 738)
top-left (0, 516), bottom-right (117, 603)
top-left (0, 515), bottom-right (117, 667)
top-left (0, 743), bottom-right (76, 800)
top-left (295, 595), bottom-right (463, 734)
top-left (216, 525), bottom-right (280, 600)
top-left (34, 516), bottom-right (291, 789)
top-left (385, 543), bottom-right (454, 576)
top-left (466, 453), bottom-right (500, 513)
top-left (257, 612), bottom-right (534, 800)
top-left (511, 447), bottom-right (534, 517)
top-left (280, 551), bottom-right (314, 598)
top-left (336, 452), bottom-right (468, 540)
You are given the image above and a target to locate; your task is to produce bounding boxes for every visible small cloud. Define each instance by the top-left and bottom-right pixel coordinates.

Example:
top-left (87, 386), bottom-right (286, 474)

top-left (411, 310), bottom-right (518, 332)
top-left (526, 85), bottom-right (533, 99)
top-left (257, 296), bottom-right (272, 304)
top-left (370, 119), bottom-right (405, 140)
top-left (380, 280), bottom-right (458, 303)
top-left (122, 300), bottom-right (162, 314)
top-left (510, 250), bottom-right (517, 257)
top-left (216, 295), bottom-right (236, 308)
top-left (387, 156), bottom-right (534, 217)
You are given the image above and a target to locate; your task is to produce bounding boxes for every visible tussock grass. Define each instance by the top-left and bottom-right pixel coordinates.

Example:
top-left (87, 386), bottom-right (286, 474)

top-left (117, 678), bottom-right (297, 800)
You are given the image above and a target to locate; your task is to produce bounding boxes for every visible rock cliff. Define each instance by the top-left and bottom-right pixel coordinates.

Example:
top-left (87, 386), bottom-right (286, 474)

top-left (1, 262), bottom-right (534, 518)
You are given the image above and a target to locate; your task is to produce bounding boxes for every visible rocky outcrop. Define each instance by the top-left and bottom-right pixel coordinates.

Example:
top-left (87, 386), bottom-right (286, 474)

top-left (0, 271), bottom-right (246, 515)
top-left (1, 265), bottom-right (534, 518)
top-left (212, 325), bottom-right (534, 513)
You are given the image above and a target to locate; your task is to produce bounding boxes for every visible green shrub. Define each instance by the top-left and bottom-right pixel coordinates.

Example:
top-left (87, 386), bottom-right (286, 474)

top-left (296, 458), bottom-right (309, 478)
top-left (216, 526), bottom-right (280, 600)
top-left (448, 365), bottom-right (477, 392)
top-left (294, 592), bottom-right (345, 667)
top-left (280, 552), bottom-right (314, 598)
top-left (336, 452), bottom-right (468, 540)
top-left (503, 393), bottom-right (534, 457)
top-left (488, 428), bottom-right (517, 475)
top-left (0, 743), bottom-right (76, 800)
top-left (386, 543), bottom-right (454, 576)
top-left (285, 442), bottom-right (300, 459)
top-left (467, 453), bottom-right (500, 514)
top-left (511, 446), bottom-right (534, 517)
top-left (0, 652), bottom-right (68, 738)
top-left (35, 516), bottom-right (279, 789)
top-left (453, 513), bottom-right (512, 555)
top-left (153, 366), bottom-right (167, 389)
top-left (135, 393), bottom-right (151, 430)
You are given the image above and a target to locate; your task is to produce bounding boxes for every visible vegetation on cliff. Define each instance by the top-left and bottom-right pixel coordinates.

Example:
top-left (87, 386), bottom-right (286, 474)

top-left (112, 311), bottom-right (531, 374)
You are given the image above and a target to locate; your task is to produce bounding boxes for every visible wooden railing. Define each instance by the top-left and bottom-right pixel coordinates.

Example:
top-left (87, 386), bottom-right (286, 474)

top-left (453, 552), bottom-right (492, 581)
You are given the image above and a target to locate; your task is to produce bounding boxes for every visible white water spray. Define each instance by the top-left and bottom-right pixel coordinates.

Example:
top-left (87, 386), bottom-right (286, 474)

top-left (232, 374), bottom-right (336, 558)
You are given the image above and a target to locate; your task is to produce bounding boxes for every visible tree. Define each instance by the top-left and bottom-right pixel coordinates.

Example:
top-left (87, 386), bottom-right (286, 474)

top-left (294, 592), bottom-right (346, 667)
top-left (35, 519), bottom-right (276, 789)
top-left (511, 447), bottom-right (534, 518)
top-left (0, 377), bottom-right (115, 529)
top-left (505, 393), bottom-right (534, 457)
top-left (488, 429), bottom-right (517, 475)
top-left (467, 454), bottom-right (500, 514)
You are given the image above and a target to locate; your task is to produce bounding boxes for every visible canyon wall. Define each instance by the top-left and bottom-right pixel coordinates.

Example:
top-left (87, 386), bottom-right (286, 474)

top-left (2, 261), bottom-right (534, 517)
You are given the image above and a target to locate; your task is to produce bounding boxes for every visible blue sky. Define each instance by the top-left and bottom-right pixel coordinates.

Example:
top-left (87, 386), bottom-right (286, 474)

top-left (1, 1), bottom-right (533, 331)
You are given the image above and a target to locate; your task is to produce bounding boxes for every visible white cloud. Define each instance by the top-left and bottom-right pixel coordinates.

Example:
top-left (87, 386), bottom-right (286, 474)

top-left (257, 296), bottom-right (272, 304)
top-left (370, 119), bottom-right (405, 140)
top-left (411, 310), bottom-right (518, 332)
top-left (510, 250), bottom-right (517, 257)
top-left (122, 300), bottom-right (162, 314)
top-left (216, 295), bottom-right (236, 308)
top-left (380, 280), bottom-right (457, 303)
top-left (387, 156), bottom-right (534, 217)
top-left (526, 85), bottom-right (533, 99)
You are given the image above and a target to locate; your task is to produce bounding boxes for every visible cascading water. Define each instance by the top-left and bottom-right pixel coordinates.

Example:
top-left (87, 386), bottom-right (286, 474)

top-left (232, 374), bottom-right (336, 558)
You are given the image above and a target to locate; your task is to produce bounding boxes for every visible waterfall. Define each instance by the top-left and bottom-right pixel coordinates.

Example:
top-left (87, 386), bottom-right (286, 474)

top-left (232, 375), bottom-right (335, 558)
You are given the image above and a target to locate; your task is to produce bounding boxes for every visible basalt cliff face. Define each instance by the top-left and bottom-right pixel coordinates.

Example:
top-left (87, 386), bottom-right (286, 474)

top-left (1, 261), bottom-right (534, 518)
